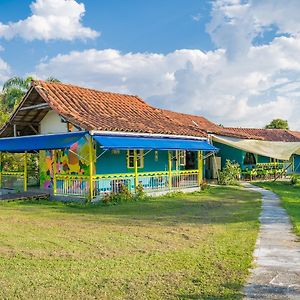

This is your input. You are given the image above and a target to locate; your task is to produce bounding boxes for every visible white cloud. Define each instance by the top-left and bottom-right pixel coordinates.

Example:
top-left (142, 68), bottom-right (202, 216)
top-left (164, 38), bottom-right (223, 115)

top-left (0, 57), bottom-right (10, 86)
top-left (34, 39), bottom-right (300, 130)
top-left (0, 0), bottom-right (99, 41)
top-left (191, 13), bottom-right (201, 22)
top-left (33, 0), bottom-right (300, 130)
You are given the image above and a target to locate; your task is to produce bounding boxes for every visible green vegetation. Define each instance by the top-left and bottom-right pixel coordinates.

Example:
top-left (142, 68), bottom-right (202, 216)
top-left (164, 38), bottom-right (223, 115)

top-left (218, 160), bottom-right (241, 185)
top-left (0, 187), bottom-right (261, 299)
top-left (264, 118), bottom-right (289, 130)
top-left (254, 181), bottom-right (300, 235)
top-left (0, 76), bottom-right (60, 127)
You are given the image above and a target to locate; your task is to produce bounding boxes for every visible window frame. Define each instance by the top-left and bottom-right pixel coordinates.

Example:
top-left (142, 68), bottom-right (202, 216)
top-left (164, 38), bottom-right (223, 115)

top-left (127, 150), bottom-right (144, 169)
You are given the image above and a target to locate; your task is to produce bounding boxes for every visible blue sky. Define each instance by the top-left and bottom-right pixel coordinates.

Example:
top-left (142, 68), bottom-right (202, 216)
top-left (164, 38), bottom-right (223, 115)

top-left (0, 0), bottom-right (213, 75)
top-left (0, 0), bottom-right (300, 130)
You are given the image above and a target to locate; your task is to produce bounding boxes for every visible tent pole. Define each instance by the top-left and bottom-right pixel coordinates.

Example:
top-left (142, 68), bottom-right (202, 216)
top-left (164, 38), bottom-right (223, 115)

top-left (168, 151), bottom-right (172, 190)
top-left (134, 150), bottom-right (138, 191)
top-left (89, 136), bottom-right (94, 201)
top-left (197, 151), bottom-right (203, 187)
top-left (24, 151), bottom-right (28, 192)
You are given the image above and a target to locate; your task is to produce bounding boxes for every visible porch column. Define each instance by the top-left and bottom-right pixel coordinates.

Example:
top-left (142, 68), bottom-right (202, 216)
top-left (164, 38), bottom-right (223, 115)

top-left (197, 151), bottom-right (203, 186)
top-left (133, 150), bottom-right (138, 190)
top-left (53, 150), bottom-right (57, 194)
top-left (0, 152), bottom-right (2, 189)
top-left (168, 151), bottom-right (172, 190)
top-left (88, 136), bottom-right (94, 200)
top-left (24, 151), bottom-right (28, 192)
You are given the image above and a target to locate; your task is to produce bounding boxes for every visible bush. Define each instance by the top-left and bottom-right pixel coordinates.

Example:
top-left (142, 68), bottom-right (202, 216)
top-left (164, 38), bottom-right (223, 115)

top-left (218, 160), bottom-right (241, 186)
top-left (291, 175), bottom-right (298, 185)
top-left (200, 181), bottom-right (210, 190)
top-left (102, 183), bottom-right (147, 204)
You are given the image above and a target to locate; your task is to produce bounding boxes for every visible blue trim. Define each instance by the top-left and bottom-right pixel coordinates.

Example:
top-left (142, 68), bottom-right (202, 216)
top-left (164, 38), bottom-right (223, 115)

top-left (93, 135), bottom-right (218, 151)
top-left (0, 132), bottom-right (88, 152)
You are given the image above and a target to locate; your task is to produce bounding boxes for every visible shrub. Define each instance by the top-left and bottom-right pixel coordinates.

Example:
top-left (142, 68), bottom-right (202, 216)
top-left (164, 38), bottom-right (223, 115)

top-left (291, 175), bottom-right (298, 185)
top-left (134, 183), bottom-right (147, 201)
top-left (200, 181), bottom-right (210, 190)
top-left (102, 183), bottom-right (147, 204)
top-left (218, 160), bottom-right (241, 186)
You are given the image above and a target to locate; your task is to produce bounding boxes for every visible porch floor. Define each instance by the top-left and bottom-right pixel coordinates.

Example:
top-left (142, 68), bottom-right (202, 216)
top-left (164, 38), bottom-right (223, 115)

top-left (0, 190), bottom-right (50, 202)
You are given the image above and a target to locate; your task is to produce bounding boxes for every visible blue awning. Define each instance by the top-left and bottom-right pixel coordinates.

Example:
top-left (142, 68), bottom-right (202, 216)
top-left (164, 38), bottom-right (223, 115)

top-left (0, 132), bottom-right (87, 152)
top-left (93, 135), bottom-right (217, 151)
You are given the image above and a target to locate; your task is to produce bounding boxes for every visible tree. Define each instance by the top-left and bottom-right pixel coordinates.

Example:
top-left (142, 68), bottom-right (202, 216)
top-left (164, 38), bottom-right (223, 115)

top-left (1, 76), bottom-right (33, 112)
top-left (265, 119), bottom-right (289, 130)
top-left (1, 76), bottom-right (61, 114)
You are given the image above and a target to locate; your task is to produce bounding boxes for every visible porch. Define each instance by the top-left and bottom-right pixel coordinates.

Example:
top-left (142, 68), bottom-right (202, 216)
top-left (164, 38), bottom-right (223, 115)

top-left (0, 132), bottom-right (217, 201)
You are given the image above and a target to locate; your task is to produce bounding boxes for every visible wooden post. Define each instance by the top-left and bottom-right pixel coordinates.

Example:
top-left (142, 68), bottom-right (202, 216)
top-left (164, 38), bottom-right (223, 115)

top-left (134, 150), bottom-right (138, 190)
top-left (198, 151), bottom-right (203, 187)
top-left (89, 136), bottom-right (94, 201)
top-left (0, 152), bottom-right (2, 189)
top-left (53, 150), bottom-right (57, 195)
top-left (168, 151), bottom-right (172, 190)
top-left (24, 151), bottom-right (28, 192)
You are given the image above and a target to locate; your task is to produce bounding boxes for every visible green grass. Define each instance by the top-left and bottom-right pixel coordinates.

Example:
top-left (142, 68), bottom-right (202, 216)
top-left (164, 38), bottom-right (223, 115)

top-left (254, 180), bottom-right (300, 236)
top-left (0, 186), bottom-right (261, 300)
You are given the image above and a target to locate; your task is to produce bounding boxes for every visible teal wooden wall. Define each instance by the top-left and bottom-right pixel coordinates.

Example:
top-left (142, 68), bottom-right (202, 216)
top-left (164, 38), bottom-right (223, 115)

top-left (213, 142), bottom-right (245, 168)
top-left (213, 142), bottom-right (282, 169)
top-left (95, 145), bottom-right (199, 174)
top-left (294, 155), bottom-right (300, 173)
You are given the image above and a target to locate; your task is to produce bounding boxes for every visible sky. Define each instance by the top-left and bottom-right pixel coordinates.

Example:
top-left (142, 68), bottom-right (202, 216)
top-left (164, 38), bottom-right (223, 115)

top-left (0, 0), bottom-right (300, 130)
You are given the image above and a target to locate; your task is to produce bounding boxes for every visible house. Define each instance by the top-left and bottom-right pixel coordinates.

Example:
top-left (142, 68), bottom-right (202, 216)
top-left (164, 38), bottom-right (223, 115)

top-left (161, 110), bottom-right (300, 176)
top-left (0, 81), bottom-right (217, 199)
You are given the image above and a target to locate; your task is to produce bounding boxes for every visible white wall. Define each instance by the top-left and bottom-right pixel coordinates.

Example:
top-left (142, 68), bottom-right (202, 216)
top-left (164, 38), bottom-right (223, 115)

top-left (40, 110), bottom-right (67, 134)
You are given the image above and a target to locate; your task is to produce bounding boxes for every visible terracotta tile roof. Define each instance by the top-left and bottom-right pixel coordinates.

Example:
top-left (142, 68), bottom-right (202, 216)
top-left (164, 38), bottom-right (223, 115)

top-left (31, 80), bottom-right (207, 138)
top-left (215, 127), bottom-right (300, 142)
top-left (162, 109), bottom-right (220, 132)
top-left (161, 109), bottom-right (300, 142)
top-left (289, 130), bottom-right (300, 140)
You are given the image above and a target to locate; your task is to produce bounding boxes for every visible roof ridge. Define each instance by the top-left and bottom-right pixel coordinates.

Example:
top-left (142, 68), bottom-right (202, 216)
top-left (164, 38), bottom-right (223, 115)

top-left (32, 80), bottom-right (147, 103)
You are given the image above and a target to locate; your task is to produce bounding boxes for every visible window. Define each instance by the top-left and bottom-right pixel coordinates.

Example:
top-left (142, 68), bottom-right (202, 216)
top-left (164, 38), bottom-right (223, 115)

top-left (243, 152), bottom-right (256, 165)
top-left (127, 150), bottom-right (144, 168)
top-left (176, 150), bottom-right (186, 166)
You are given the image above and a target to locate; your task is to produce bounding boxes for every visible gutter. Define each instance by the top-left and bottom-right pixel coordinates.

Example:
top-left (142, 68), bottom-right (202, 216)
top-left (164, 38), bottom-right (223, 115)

top-left (89, 130), bottom-right (208, 141)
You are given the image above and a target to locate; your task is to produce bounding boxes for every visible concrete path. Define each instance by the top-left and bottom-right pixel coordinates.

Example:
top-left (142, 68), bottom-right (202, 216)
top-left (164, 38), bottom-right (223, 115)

top-left (243, 183), bottom-right (300, 299)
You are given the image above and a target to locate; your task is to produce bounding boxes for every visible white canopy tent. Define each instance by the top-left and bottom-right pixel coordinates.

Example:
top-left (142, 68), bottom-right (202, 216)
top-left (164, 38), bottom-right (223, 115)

top-left (212, 135), bottom-right (300, 161)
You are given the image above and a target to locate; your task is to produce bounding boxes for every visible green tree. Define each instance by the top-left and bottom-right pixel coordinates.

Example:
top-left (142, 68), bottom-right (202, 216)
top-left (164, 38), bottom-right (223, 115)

top-left (1, 76), bottom-right (61, 113)
top-left (1, 76), bottom-right (33, 112)
top-left (265, 119), bottom-right (289, 130)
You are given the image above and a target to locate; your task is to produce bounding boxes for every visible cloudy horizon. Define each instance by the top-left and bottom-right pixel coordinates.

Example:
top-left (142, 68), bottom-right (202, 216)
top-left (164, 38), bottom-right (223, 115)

top-left (1, 0), bottom-right (300, 130)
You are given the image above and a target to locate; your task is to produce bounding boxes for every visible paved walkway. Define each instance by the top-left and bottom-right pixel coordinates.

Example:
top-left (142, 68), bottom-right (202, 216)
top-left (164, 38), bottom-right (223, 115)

top-left (243, 183), bottom-right (300, 299)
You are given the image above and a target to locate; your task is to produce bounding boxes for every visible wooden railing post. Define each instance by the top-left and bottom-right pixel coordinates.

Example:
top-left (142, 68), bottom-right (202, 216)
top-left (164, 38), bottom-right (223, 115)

top-left (168, 151), bottom-right (172, 190)
top-left (198, 151), bottom-right (203, 187)
top-left (24, 151), bottom-right (28, 192)
top-left (134, 150), bottom-right (138, 190)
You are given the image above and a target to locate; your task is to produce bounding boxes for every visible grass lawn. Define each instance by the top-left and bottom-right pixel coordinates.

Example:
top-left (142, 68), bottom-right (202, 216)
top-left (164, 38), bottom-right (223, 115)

top-left (254, 180), bottom-right (300, 236)
top-left (0, 186), bottom-right (261, 300)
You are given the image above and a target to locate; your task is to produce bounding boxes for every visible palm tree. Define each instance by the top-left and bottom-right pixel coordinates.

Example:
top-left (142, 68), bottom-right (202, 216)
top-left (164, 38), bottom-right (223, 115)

top-left (1, 76), bottom-right (60, 113)
top-left (1, 76), bottom-right (33, 112)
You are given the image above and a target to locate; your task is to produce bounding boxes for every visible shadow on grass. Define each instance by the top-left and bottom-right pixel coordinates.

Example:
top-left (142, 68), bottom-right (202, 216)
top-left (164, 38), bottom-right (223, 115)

top-left (0, 186), bottom-right (261, 226)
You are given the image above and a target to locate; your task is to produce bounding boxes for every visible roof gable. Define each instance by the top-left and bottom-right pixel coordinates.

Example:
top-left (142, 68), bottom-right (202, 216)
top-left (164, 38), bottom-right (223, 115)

top-left (0, 80), bottom-right (207, 138)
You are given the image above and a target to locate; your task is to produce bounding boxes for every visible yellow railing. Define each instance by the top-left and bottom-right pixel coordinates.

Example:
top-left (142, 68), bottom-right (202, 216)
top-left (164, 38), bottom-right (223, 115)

top-left (54, 169), bottom-right (201, 198)
top-left (1, 171), bottom-right (25, 190)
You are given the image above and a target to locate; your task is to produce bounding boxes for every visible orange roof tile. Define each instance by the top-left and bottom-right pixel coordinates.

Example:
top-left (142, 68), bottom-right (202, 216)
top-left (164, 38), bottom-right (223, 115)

top-left (31, 80), bottom-right (207, 138)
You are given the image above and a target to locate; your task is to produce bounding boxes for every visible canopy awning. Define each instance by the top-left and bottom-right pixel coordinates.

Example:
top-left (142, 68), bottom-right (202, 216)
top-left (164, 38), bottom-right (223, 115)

top-left (0, 132), bottom-right (87, 152)
top-left (212, 134), bottom-right (300, 161)
top-left (93, 134), bottom-right (217, 151)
